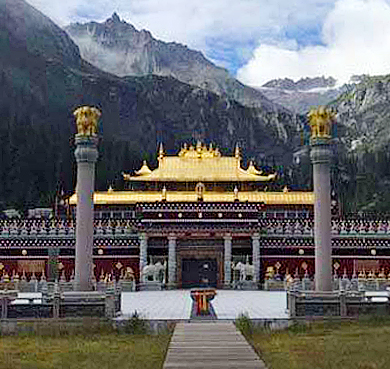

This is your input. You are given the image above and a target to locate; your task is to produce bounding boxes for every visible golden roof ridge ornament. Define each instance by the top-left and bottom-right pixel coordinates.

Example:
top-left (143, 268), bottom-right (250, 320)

top-left (136, 160), bottom-right (152, 175)
top-left (73, 106), bottom-right (101, 136)
top-left (122, 172), bottom-right (131, 181)
top-left (178, 141), bottom-right (221, 159)
top-left (247, 161), bottom-right (263, 175)
top-left (307, 106), bottom-right (335, 141)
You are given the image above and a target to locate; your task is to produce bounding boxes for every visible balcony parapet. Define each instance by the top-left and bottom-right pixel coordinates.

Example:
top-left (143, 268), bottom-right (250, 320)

top-left (2, 219), bottom-right (390, 239)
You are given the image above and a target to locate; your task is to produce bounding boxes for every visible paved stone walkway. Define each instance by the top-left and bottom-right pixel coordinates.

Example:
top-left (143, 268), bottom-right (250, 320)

top-left (212, 290), bottom-right (288, 319)
top-left (121, 290), bottom-right (192, 319)
top-left (121, 290), bottom-right (287, 320)
top-left (163, 322), bottom-right (267, 369)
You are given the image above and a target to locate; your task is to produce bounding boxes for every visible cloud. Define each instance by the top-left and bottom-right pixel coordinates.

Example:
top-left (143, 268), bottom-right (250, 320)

top-left (237, 0), bottom-right (390, 86)
top-left (26, 0), bottom-right (335, 72)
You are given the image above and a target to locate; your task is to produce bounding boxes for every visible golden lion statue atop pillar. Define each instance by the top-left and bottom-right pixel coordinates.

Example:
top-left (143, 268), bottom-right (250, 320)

top-left (73, 106), bottom-right (101, 136)
top-left (307, 106), bottom-right (335, 139)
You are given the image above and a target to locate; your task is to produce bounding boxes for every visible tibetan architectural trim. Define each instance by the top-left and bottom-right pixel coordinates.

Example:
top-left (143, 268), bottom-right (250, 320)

top-left (69, 190), bottom-right (314, 205)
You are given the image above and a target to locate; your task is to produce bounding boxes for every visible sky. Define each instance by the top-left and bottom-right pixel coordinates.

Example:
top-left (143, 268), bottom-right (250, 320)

top-left (27, 0), bottom-right (390, 87)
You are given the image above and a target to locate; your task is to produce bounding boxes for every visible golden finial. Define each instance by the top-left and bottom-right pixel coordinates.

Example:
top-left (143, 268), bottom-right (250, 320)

top-left (307, 106), bottom-right (335, 140)
top-left (235, 144), bottom-right (240, 160)
top-left (122, 172), bottom-right (131, 181)
top-left (158, 143), bottom-right (164, 160)
top-left (73, 106), bottom-right (101, 136)
top-left (178, 143), bottom-right (187, 157)
top-left (196, 141), bottom-right (202, 156)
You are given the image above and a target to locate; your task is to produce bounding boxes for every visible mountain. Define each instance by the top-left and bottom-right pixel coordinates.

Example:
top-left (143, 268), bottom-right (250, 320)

top-left (257, 72), bottom-right (390, 213)
top-left (330, 74), bottom-right (390, 153)
top-left (329, 74), bottom-right (390, 213)
top-left (258, 76), bottom-right (347, 114)
top-left (0, 0), bottom-right (303, 210)
top-left (64, 13), bottom-right (285, 111)
top-left (263, 76), bottom-right (337, 91)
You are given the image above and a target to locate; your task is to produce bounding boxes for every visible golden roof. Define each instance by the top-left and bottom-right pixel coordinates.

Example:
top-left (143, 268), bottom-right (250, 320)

top-left (123, 142), bottom-right (276, 182)
top-left (69, 190), bottom-right (314, 205)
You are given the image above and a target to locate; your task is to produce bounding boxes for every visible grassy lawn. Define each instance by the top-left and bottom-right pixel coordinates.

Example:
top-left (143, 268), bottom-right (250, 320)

top-left (239, 317), bottom-right (390, 369)
top-left (0, 333), bottom-right (171, 369)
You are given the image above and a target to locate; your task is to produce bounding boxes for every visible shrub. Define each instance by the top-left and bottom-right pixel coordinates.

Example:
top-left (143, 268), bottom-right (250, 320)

top-left (122, 311), bottom-right (150, 334)
top-left (235, 313), bottom-right (254, 337)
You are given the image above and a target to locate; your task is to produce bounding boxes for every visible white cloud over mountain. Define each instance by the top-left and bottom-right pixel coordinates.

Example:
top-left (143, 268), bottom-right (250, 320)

top-left (27, 0), bottom-right (390, 86)
top-left (237, 0), bottom-right (390, 87)
top-left (27, 0), bottom-right (334, 62)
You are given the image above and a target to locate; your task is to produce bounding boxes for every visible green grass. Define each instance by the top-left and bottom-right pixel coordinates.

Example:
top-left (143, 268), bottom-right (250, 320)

top-left (0, 333), bottom-right (171, 369)
top-left (238, 316), bottom-right (390, 369)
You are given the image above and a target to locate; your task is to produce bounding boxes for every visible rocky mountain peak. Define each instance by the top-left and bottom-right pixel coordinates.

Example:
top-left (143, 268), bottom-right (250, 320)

top-left (65, 16), bottom-right (283, 111)
top-left (110, 12), bottom-right (121, 23)
top-left (259, 76), bottom-right (343, 113)
top-left (262, 76), bottom-right (336, 91)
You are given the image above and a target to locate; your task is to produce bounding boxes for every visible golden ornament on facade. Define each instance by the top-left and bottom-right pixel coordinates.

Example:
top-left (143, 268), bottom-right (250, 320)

top-left (195, 182), bottom-right (205, 201)
top-left (73, 106), bottom-right (101, 136)
top-left (307, 106), bottom-right (335, 139)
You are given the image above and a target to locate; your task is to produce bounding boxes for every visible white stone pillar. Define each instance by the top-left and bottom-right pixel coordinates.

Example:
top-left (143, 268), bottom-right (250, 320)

top-left (139, 233), bottom-right (148, 282)
top-left (74, 135), bottom-right (98, 291)
top-left (224, 234), bottom-right (232, 288)
top-left (252, 233), bottom-right (260, 287)
top-left (168, 235), bottom-right (177, 288)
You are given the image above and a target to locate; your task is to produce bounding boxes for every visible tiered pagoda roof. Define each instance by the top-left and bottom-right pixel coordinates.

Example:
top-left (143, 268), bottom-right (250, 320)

top-left (69, 142), bottom-right (314, 205)
top-left (123, 142), bottom-right (276, 182)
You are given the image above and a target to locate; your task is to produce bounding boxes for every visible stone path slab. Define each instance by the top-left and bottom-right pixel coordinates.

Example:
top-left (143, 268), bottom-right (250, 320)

top-left (212, 290), bottom-right (288, 319)
top-left (163, 322), bottom-right (266, 368)
top-left (121, 290), bottom-right (192, 319)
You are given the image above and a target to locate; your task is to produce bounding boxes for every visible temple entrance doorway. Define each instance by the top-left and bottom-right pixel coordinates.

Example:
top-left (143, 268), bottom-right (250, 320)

top-left (181, 258), bottom-right (218, 288)
top-left (177, 240), bottom-right (223, 288)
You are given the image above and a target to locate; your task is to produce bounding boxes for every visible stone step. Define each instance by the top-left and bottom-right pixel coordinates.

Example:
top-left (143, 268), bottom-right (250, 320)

top-left (164, 360), bottom-right (266, 369)
top-left (165, 352), bottom-right (259, 360)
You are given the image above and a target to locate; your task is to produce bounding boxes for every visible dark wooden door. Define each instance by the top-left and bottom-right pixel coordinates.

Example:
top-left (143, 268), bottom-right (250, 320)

top-left (181, 258), bottom-right (217, 288)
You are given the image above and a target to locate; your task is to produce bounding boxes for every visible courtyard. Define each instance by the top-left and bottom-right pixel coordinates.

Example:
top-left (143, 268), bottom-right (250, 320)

top-left (120, 290), bottom-right (289, 320)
